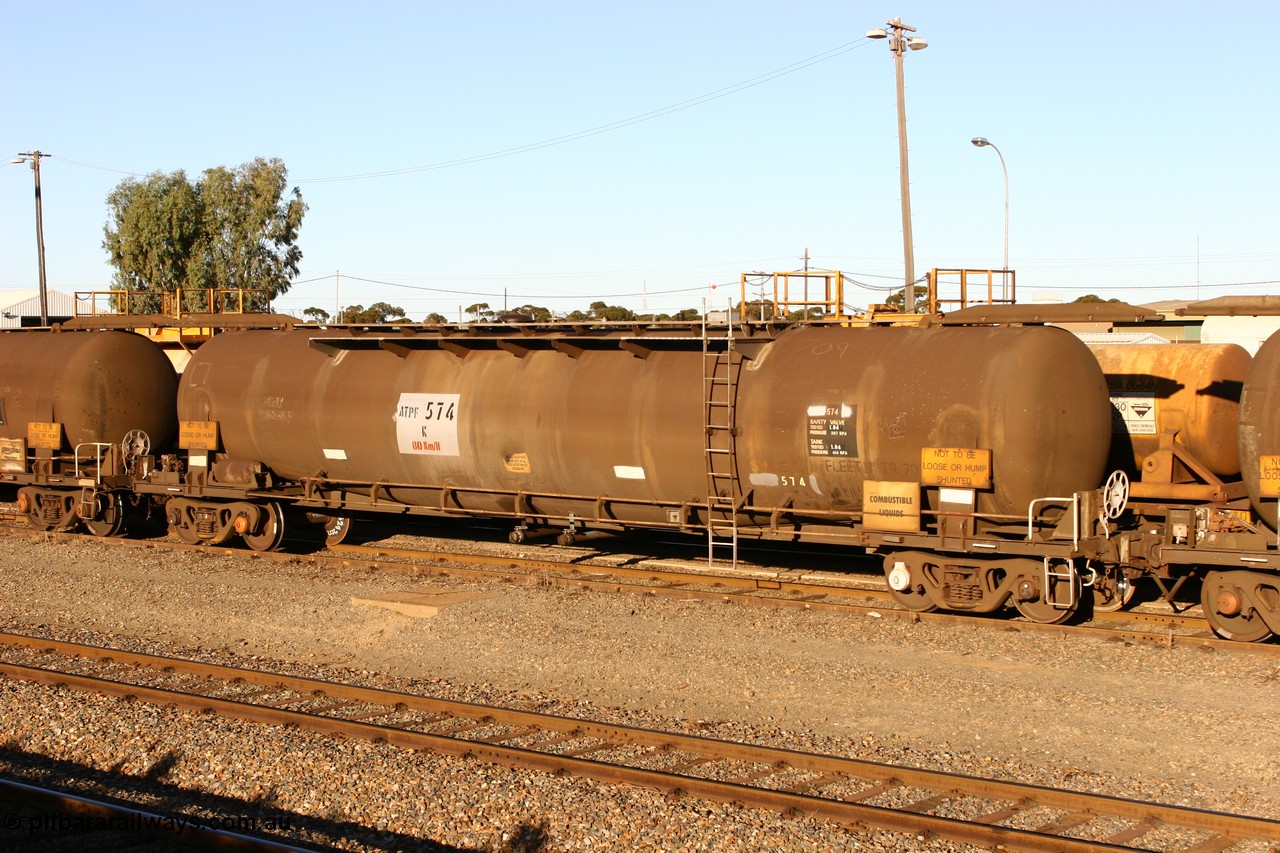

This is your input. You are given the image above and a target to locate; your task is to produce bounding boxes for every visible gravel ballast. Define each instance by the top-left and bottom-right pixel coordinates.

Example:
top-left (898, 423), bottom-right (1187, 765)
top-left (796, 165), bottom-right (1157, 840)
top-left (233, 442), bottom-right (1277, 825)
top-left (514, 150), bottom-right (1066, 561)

top-left (0, 530), bottom-right (1277, 851)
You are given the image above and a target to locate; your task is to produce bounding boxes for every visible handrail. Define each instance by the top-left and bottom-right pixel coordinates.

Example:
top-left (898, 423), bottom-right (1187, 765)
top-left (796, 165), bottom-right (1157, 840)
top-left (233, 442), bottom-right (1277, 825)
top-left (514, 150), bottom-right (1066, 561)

top-left (1026, 495), bottom-right (1079, 548)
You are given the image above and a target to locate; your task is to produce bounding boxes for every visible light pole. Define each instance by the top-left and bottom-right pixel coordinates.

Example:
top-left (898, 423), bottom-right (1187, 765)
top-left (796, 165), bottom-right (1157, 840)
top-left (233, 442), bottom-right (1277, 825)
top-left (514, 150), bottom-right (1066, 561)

top-left (867, 18), bottom-right (927, 312)
top-left (970, 136), bottom-right (1009, 282)
top-left (11, 150), bottom-right (49, 325)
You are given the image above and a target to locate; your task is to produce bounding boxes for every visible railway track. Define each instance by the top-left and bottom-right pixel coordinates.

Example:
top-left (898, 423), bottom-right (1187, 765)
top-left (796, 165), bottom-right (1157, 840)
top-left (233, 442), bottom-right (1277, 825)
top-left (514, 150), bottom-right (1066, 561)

top-left (330, 539), bottom-right (1230, 643)
top-left (0, 519), bottom-right (1264, 655)
top-left (1, 631), bottom-right (1276, 853)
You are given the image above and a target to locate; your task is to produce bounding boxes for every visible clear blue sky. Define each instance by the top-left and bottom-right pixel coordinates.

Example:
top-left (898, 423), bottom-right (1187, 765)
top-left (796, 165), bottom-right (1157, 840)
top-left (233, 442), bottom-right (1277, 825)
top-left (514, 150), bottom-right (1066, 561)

top-left (3, 1), bottom-right (1277, 320)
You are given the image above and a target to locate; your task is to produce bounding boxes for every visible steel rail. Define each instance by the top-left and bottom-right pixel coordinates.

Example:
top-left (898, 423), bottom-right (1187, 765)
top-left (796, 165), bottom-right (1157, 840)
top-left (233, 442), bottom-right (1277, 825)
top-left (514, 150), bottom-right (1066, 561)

top-left (333, 540), bottom-right (1217, 631)
top-left (0, 632), bottom-right (1277, 852)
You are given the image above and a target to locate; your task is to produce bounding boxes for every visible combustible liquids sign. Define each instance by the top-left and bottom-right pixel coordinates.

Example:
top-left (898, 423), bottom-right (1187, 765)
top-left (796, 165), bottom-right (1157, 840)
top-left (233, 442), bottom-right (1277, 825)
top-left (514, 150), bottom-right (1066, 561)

top-left (396, 393), bottom-right (461, 456)
top-left (920, 447), bottom-right (992, 489)
top-left (26, 422), bottom-right (61, 449)
top-left (1260, 455), bottom-right (1280, 497)
top-left (863, 480), bottom-right (920, 533)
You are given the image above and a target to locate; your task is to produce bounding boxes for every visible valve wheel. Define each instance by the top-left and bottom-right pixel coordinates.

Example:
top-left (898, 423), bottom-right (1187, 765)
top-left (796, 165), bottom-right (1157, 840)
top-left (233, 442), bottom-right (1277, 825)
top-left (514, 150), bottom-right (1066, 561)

top-left (1102, 470), bottom-right (1129, 520)
top-left (121, 429), bottom-right (151, 465)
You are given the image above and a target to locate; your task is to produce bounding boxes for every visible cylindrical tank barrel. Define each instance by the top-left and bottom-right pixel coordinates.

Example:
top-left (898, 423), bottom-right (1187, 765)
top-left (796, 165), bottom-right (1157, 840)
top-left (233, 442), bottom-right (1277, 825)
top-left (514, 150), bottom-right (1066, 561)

top-left (0, 330), bottom-right (178, 450)
top-left (178, 324), bottom-right (1112, 522)
top-left (735, 325), bottom-right (1112, 517)
top-left (1090, 343), bottom-right (1251, 478)
top-left (1239, 330), bottom-right (1280, 528)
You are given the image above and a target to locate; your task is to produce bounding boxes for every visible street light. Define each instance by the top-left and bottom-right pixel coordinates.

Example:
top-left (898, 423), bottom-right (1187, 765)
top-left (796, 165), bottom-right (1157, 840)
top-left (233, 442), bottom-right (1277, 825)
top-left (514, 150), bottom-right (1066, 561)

top-left (867, 18), bottom-right (927, 312)
top-left (970, 137), bottom-right (1009, 284)
top-left (11, 150), bottom-right (49, 326)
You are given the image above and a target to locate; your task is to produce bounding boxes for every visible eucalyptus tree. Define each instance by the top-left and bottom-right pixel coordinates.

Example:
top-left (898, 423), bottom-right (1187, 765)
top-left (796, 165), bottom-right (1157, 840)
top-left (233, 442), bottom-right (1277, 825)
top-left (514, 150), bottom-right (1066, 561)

top-left (104, 157), bottom-right (306, 314)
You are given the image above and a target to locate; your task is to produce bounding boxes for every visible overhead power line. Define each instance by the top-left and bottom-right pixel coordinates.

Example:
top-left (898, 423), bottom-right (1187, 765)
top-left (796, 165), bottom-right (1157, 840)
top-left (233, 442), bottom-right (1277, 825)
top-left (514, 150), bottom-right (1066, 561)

top-left (293, 40), bottom-right (872, 184)
top-left (41, 39), bottom-right (870, 185)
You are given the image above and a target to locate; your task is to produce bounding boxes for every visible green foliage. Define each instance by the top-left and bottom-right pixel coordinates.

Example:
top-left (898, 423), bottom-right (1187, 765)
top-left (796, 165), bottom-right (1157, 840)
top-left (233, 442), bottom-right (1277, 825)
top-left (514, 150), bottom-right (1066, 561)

top-left (884, 285), bottom-right (930, 311)
top-left (102, 171), bottom-right (201, 313)
top-left (787, 306), bottom-right (828, 321)
top-left (465, 302), bottom-right (494, 321)
top-left (510, 304), bottom-right (554, 322)
top-left (338, 302), bottom-right (406, 323)
top-left (1073, 294), bottom-right (1123, 304)
top-left (303, 306), bottom-right (330, 323)
top-left (588, 301), bottom-right (637, 321)
top-left (103, 157), bottom-right (306, 313)
top-left (737, 300), bottom-right (778, 321)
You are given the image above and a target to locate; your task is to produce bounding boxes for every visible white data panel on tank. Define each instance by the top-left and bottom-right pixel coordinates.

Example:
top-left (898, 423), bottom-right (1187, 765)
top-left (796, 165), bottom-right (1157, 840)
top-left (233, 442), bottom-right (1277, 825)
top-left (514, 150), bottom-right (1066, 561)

top-left (395, 393), bottom-right (461, 456)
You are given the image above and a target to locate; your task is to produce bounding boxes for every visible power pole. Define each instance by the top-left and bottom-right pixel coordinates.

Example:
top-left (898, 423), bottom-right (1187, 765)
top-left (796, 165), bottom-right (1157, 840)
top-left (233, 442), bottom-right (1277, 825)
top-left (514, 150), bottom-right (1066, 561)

top-left (12, 150), bottom-right (49, 325)
top-left (867, 20), bottom-right (927, 313)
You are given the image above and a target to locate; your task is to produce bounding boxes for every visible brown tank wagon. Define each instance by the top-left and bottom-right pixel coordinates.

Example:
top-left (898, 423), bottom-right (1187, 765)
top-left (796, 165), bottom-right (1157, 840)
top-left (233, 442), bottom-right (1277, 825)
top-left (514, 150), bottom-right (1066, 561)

top-left (160, 321), bottom-right (1121, 624)
top-left (0, 329), bottom-right (177, 534)
top-left (172, 322), bottom-right (1110, 533)
top-left (15, 312), bottom-right (1280, 642)
top-left (1238, 332), bottom-right (1280, 529)
top-left (0, 329), bottom-right (177, 449)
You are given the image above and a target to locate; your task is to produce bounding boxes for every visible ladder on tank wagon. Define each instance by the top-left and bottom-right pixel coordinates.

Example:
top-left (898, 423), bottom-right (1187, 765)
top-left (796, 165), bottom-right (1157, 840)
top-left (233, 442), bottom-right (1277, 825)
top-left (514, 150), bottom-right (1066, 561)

top-left (703, 318), bottom-right (743, 567)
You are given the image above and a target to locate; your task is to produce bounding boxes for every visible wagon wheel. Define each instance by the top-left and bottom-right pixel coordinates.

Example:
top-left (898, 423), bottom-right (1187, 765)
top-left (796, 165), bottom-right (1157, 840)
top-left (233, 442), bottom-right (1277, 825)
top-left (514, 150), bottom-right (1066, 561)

top-left (884, 554), bottom-right (939, 613)
top-left (1012, 567), bottom-right (1082, 625)
top-left (301, 512), bottom-right (353, 547)
top-left (167, 500), bottom-right (203, 545)
top-left (82, 491), bottom-right (126, 538)
top-left (320, 514), bottom-right (351, 547)
top-left (242, 502), bottom-right (285, 552)
top-left (1201, 571), bottom-right (1275, 643)
top-left (1091, 568), bottom-right (1137, 612)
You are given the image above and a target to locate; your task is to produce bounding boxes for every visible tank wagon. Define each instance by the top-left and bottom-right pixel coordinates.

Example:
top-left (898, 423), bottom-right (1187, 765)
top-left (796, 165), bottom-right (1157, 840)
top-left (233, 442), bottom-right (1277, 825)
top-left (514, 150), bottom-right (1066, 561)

top-left (0, 329), bottom-right (177, 535)
top-left (8, 315), bottom-right (1280, 641)
top-left (1089, 343), bottom-right (1251, 498)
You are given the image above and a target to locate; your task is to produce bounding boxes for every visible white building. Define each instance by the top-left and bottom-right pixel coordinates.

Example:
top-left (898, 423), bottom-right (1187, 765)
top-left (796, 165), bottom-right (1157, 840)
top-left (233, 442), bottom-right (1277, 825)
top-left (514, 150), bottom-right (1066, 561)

top-left (1200, 315), bottom-right (1280, 356)
top-left (0, 289), bottom-right (82, 328)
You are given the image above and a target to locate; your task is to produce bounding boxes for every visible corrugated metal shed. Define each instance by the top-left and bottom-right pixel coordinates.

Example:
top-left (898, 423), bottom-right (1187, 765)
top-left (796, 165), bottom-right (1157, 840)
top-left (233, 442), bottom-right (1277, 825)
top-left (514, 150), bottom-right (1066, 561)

top-left (0, 289), bottom-right (82, 327)
top-left (1073, 331), bottom-right (1171, 346)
